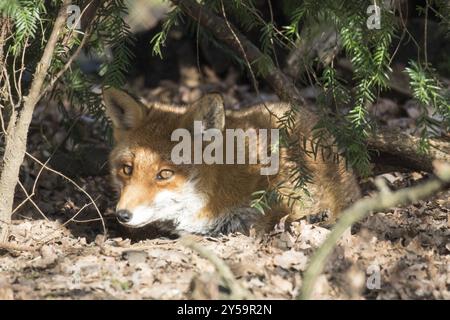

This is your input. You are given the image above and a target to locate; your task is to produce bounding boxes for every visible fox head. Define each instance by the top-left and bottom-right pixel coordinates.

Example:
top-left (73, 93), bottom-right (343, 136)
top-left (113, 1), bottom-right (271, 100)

top-left (103, 88), bottom-right (229, 234)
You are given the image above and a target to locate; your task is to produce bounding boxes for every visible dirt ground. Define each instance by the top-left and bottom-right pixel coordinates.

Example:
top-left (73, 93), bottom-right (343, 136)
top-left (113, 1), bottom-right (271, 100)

top-left (1, 186), bottom-right (449, 300)
top-left (0, 66), bottom-right (449, 300)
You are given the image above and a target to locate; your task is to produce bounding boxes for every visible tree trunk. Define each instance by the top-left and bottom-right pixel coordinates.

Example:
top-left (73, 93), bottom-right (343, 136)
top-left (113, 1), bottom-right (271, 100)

top-left (0, 2), bottom-right (69, 242)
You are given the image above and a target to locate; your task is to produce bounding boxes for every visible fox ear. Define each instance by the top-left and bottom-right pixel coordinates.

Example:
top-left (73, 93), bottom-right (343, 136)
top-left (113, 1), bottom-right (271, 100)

top-left (103, 87), bottom-right (145, 130)
top-left (183, 93), bottom-right (225, 131)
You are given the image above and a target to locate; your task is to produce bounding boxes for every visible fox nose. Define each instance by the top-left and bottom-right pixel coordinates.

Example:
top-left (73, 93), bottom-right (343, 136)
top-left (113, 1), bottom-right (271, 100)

top-left (116, 210), bottom-right (132, 223)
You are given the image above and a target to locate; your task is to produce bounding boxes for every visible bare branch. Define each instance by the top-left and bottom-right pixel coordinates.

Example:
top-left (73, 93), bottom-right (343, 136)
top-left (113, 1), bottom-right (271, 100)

top-left (170, 0), bottom-right (308, 108)
top-left (25, 151), bottom-right (106, 239)
top-left (0, 1), bottom-right (71, 242)
top-left (368, 129), bottom-right (450, 172)
top-left (299, 161), bottom-right (450, 299)
top-left (17, 180), bottom-right (49, 221)
top-left (0, 241), bottom-right (38, 253)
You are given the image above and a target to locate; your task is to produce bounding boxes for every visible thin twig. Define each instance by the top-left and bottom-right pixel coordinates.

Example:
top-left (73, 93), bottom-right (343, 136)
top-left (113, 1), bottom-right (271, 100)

top-left (37, 203), bottom-right (92, 244)
top-left (25, 151), bottom-right (106, 237)
top-left (424, 0), bottom-right (429, 66)
top-left (266, 0), bottom-right (280, 69)
top-left (239, 1), bottom-right (296, 49)
top-left (17, 180), bottom-right (49, 221)
top-left (219, 0), bottom-right (280, 122)
top-left (1, 55), bottom-right (17, 110)
top-left (12, 157), bottom-right (50, 215)
top-left (220, 0), bottom-right (258, 97)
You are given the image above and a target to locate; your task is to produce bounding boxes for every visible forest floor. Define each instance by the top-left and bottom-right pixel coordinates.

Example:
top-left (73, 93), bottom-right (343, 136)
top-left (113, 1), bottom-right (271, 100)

top-left (1, 64), bottom-right (449, 300)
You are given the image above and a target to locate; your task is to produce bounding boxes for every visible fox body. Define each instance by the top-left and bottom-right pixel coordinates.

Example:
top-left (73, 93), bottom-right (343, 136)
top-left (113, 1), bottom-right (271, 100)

top-left (103, 88), bottom-right (360, 235)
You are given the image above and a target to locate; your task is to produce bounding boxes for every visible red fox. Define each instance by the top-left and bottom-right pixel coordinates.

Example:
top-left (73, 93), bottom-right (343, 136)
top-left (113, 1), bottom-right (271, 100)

top-left (103, 88), bottom-right (360, 235)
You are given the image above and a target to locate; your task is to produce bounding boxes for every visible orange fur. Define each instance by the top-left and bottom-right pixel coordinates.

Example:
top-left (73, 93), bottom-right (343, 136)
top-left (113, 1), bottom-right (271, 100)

top-left (104, 88), bottom-right (360, 235)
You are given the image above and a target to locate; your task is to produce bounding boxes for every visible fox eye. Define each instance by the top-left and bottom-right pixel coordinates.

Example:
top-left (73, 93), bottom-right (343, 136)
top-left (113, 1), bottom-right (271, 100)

top-left (122, 164), bottom-right (133, 176)
top-left (157, 169), bottom-right (174, 180)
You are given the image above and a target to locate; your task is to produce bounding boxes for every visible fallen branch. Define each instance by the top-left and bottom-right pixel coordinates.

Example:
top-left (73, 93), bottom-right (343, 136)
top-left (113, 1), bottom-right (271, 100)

top-left (171, 0), bottom-right (308, 108)
top-left (367, 129), bottom-right (450, 172)
top-left (180, 236), bottom-right (252, 300)
top-left (299, 161), bottom-right (450, 300)
top-left (0, 241), bottom-right (38, 253)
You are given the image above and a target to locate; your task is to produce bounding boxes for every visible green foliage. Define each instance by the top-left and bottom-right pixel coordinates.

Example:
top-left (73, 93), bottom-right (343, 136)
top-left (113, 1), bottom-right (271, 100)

top-left (251, 189), bottom-right (278, 215)
top-left (405, 61), bottom-right (450, 152)
top-left (162, 0), bottom-right (449, 212)
top-left (99, 0), bottom-right (135, 87)
top-left (1, 0), bottom-right (46, 53)
top-left (0, 0), bottom-right (136, 147)
top-left (315, 1), bottom-right (394, 175)
top-left (150, 6), bottom-right (182, 58)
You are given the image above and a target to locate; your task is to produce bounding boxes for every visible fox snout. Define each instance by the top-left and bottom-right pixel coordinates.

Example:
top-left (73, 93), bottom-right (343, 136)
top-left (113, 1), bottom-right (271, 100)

top-left (115, 209), bottom-right (132, 223)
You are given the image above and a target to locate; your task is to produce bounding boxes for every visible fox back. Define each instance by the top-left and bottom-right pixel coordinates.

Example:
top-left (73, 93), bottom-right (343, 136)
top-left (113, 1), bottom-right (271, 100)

top-left (103, 88), bottom-right (360, 235)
